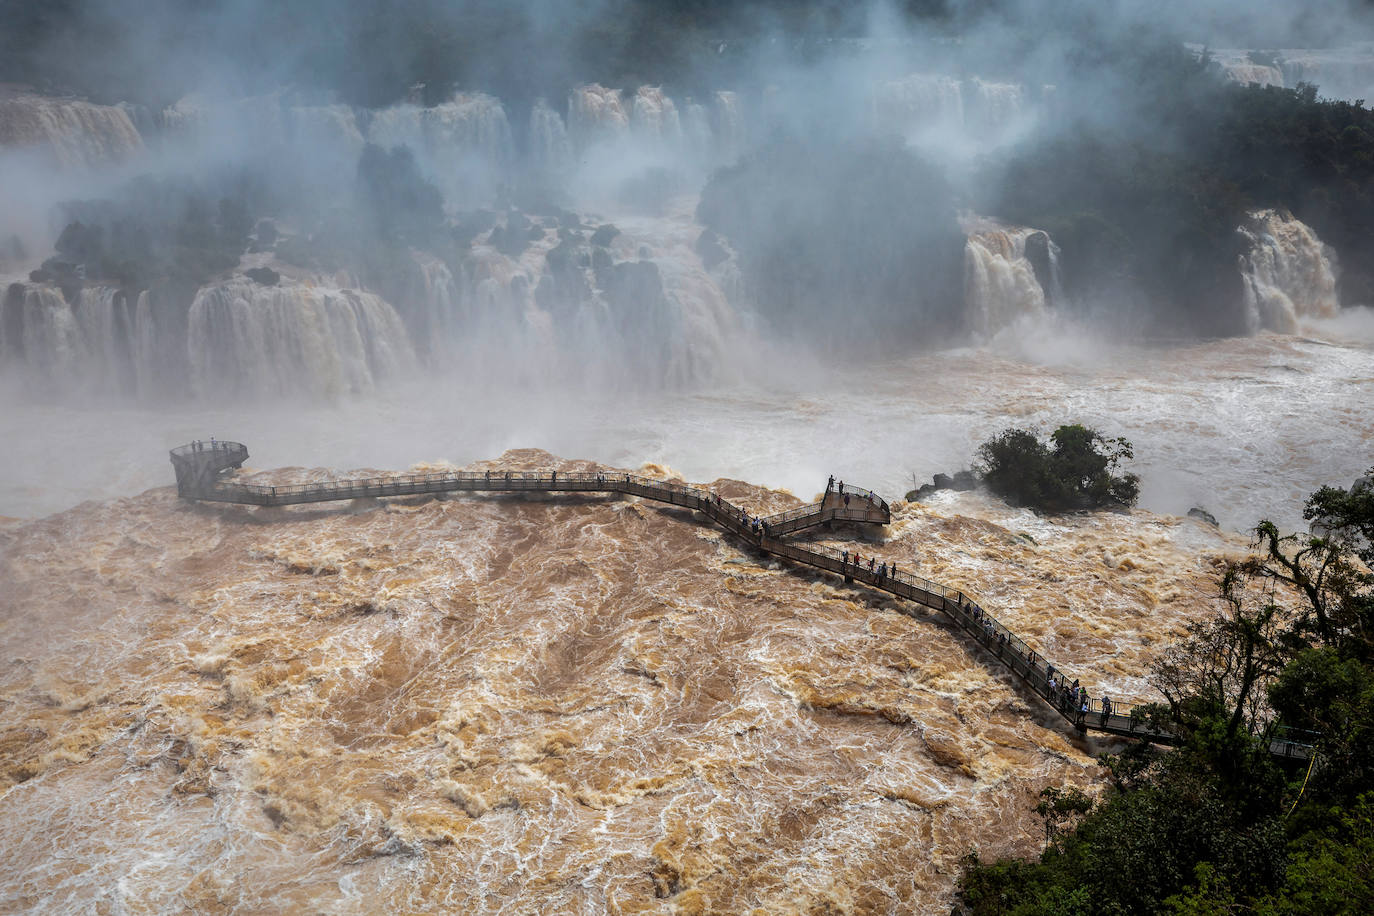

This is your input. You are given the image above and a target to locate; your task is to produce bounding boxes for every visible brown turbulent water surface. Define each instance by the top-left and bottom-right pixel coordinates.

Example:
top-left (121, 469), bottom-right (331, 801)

top-left (0, 449), bottom-right (1249, 913)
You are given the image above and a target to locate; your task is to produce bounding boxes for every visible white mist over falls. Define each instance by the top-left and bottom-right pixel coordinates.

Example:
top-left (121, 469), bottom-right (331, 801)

top-left (2, 9), bottom-right (1374, 911)
top-left (1, 76), bottom-right (1366, 525)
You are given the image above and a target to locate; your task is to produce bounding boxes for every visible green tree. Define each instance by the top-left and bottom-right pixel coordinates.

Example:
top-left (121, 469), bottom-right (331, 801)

top-left (974, 424), bottom-right (1139, 512)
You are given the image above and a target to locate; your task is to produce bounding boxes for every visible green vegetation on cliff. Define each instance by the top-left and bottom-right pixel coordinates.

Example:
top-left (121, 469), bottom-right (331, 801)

top-left (956, 471), bottom-right (1374, 915)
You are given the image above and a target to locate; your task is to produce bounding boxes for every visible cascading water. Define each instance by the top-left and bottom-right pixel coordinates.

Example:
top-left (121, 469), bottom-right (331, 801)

top-left (0, 91), bottom-right (143, 169)
top-left (403, 207), bottom-right (740, 389)
top-left (528, 98), bottom-right (572, 176)
top-left (1237, 209), bottom-right (1341, 334)
top-left (186, 279), bottom-right (416, 400)
top-left (367, 93), bottom-right (513, 200)
top-left (0, 283), bottom-right (160, 397)
top-left (568, 84), bottom-right (630, 148)
top-left (873, 74), bottom-right (966, 137)
top-left (962, 220), bottom-right (1060, 338)
top-left (630, 87), bottom-right (682, 143)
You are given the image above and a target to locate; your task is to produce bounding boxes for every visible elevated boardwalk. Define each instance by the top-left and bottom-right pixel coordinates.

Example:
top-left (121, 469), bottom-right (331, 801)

top-left (169, 441), bottom-right (1315, 760)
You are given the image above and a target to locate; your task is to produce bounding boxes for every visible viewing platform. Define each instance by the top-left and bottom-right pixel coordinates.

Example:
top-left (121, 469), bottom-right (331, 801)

top-left (168, 441), bottom-right (1314, 760)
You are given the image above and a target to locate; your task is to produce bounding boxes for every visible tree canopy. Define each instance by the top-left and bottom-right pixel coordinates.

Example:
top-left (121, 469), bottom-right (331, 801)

top-left (974, 424), bottom-right (1140, 513)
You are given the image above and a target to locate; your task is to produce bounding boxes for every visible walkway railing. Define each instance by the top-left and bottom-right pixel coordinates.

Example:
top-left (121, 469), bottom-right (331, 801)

top-left (168, 441), bottom-right (1314, 760)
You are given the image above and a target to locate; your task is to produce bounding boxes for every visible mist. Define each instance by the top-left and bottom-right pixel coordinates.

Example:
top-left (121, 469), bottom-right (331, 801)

top-left (2, 0), bottom-right (1374, 521)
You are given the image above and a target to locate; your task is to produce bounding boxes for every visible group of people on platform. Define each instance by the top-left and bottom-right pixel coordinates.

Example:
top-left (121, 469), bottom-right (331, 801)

top-left (839, 548), bottom-right (897, 581)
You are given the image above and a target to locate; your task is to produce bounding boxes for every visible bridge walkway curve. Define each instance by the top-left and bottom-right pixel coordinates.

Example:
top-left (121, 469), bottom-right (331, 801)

top-left (168, 441), bottom-right (1314, 760)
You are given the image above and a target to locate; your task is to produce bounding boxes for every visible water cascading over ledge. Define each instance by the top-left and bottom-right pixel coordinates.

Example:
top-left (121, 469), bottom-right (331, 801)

top-left (962, 220), bottom-right (1062, 338)
top-left (1237, 209), bottom-right (1340, 334)
top-left (0, 90), bottom-right (143, 169)
top-left (187, 278), bottom-right (416, 400)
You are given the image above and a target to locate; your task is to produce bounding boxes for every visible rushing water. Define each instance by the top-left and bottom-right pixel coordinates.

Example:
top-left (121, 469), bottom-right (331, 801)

top-left (0, 438), bottom-right (1261, 913)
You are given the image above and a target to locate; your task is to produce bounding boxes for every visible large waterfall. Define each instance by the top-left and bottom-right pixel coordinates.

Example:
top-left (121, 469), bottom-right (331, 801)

top-left (1238, 209), bottom-right (1341, 334)
top-left (962, 221), bottom-right (1061, 338)
top-left (0, 91), bottom-right (143, 169)
top-left (187, 278), bottom-right (415, 400)
top-left (403, 207), bottom-right (739, 389)
top-left (0, 283), bottom-right (158, 397)
top-left (1, 277), bottom-right (415, 401)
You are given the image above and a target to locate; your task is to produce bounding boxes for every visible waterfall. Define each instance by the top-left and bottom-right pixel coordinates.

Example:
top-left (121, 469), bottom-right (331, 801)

top-left (1238, 209), bottom-right (1341, 334)
top-left (0, 282), bottom-right (172, 397)
top-left (401, 210), bottom-right (740, 388)
top-left (966, 79), bottom-right (1025, 133)
top-left (187, 279), bottom-right (416, 399)
top-left (568, 84), bottom-right (630, 148)
top-left (0, 92), bottom-right (143, 169)
top-left (962, 222), bottom-right (1059, 338)
top-left (528, 99), bottom-right (572, 176)
top-left (366, 93), bottom-right (513, 203)
top-left (873, 74), bottom-right (965, 137)
top-left (630, 87), bottom-right (682, 144)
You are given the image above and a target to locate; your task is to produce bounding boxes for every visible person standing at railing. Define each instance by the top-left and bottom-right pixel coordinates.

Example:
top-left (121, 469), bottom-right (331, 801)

top-left (842, 549), bottom-right (848, 565)
top-left (828, 474), bottom-right (834, 492)
top-left (1101, 695), bottom-right (1112, 726)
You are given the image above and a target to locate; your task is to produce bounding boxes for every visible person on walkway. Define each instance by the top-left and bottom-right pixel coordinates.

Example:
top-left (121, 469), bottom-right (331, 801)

top-left (879, 562), bottom-right (887, 579)
top-left (890, 564), bottom-right (897, 579)
top-left (551, 470), bottom-right (557, 484)
top-left (844, 494), bottom-right (850, 508)
top-left (868, 558), bottom-right (875, 572)
top-left (838, 480), bottom-right (844, 495)
top-left (1101, 695), bottom-right (1112, 726)
top-left (842, 549), bottom-right (849, 565)
top-left (828, 474), bottom-right (835, 491)
top-left (1079, 696), bottom-right (1089, 725)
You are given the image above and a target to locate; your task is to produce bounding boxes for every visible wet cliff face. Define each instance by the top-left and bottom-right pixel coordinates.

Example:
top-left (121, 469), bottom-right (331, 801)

top-left (0, 450), bottom-right (1246, 912)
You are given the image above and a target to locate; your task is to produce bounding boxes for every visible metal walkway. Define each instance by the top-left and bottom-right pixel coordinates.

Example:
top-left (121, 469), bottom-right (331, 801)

top-left (169, 441), bottom-right (1315, 760)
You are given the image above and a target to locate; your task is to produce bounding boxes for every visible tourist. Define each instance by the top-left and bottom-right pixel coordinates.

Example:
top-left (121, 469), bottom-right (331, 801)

top-left (828, 474), bottom-right (834, 491)
top-left (842, 549), bottom-right (849, 565)
top-left (1101, 695), bottom-right (1112, 725)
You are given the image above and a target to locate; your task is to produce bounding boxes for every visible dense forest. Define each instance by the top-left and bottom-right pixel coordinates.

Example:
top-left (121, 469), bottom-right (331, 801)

top-left (957, 472), bottom-right (1374, 914)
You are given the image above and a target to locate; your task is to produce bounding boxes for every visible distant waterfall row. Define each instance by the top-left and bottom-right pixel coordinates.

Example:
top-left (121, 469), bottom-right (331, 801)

top-left (963, 209), bottom-right (1342, 339)
top-left (0, 90), bottom-right (144, 170)
top-left (0, 208), bottom-right (744, 399)
top-left (0, 279), bottom-right (415, 400)
top-left (3, 206), bottom-right (1344, 399)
